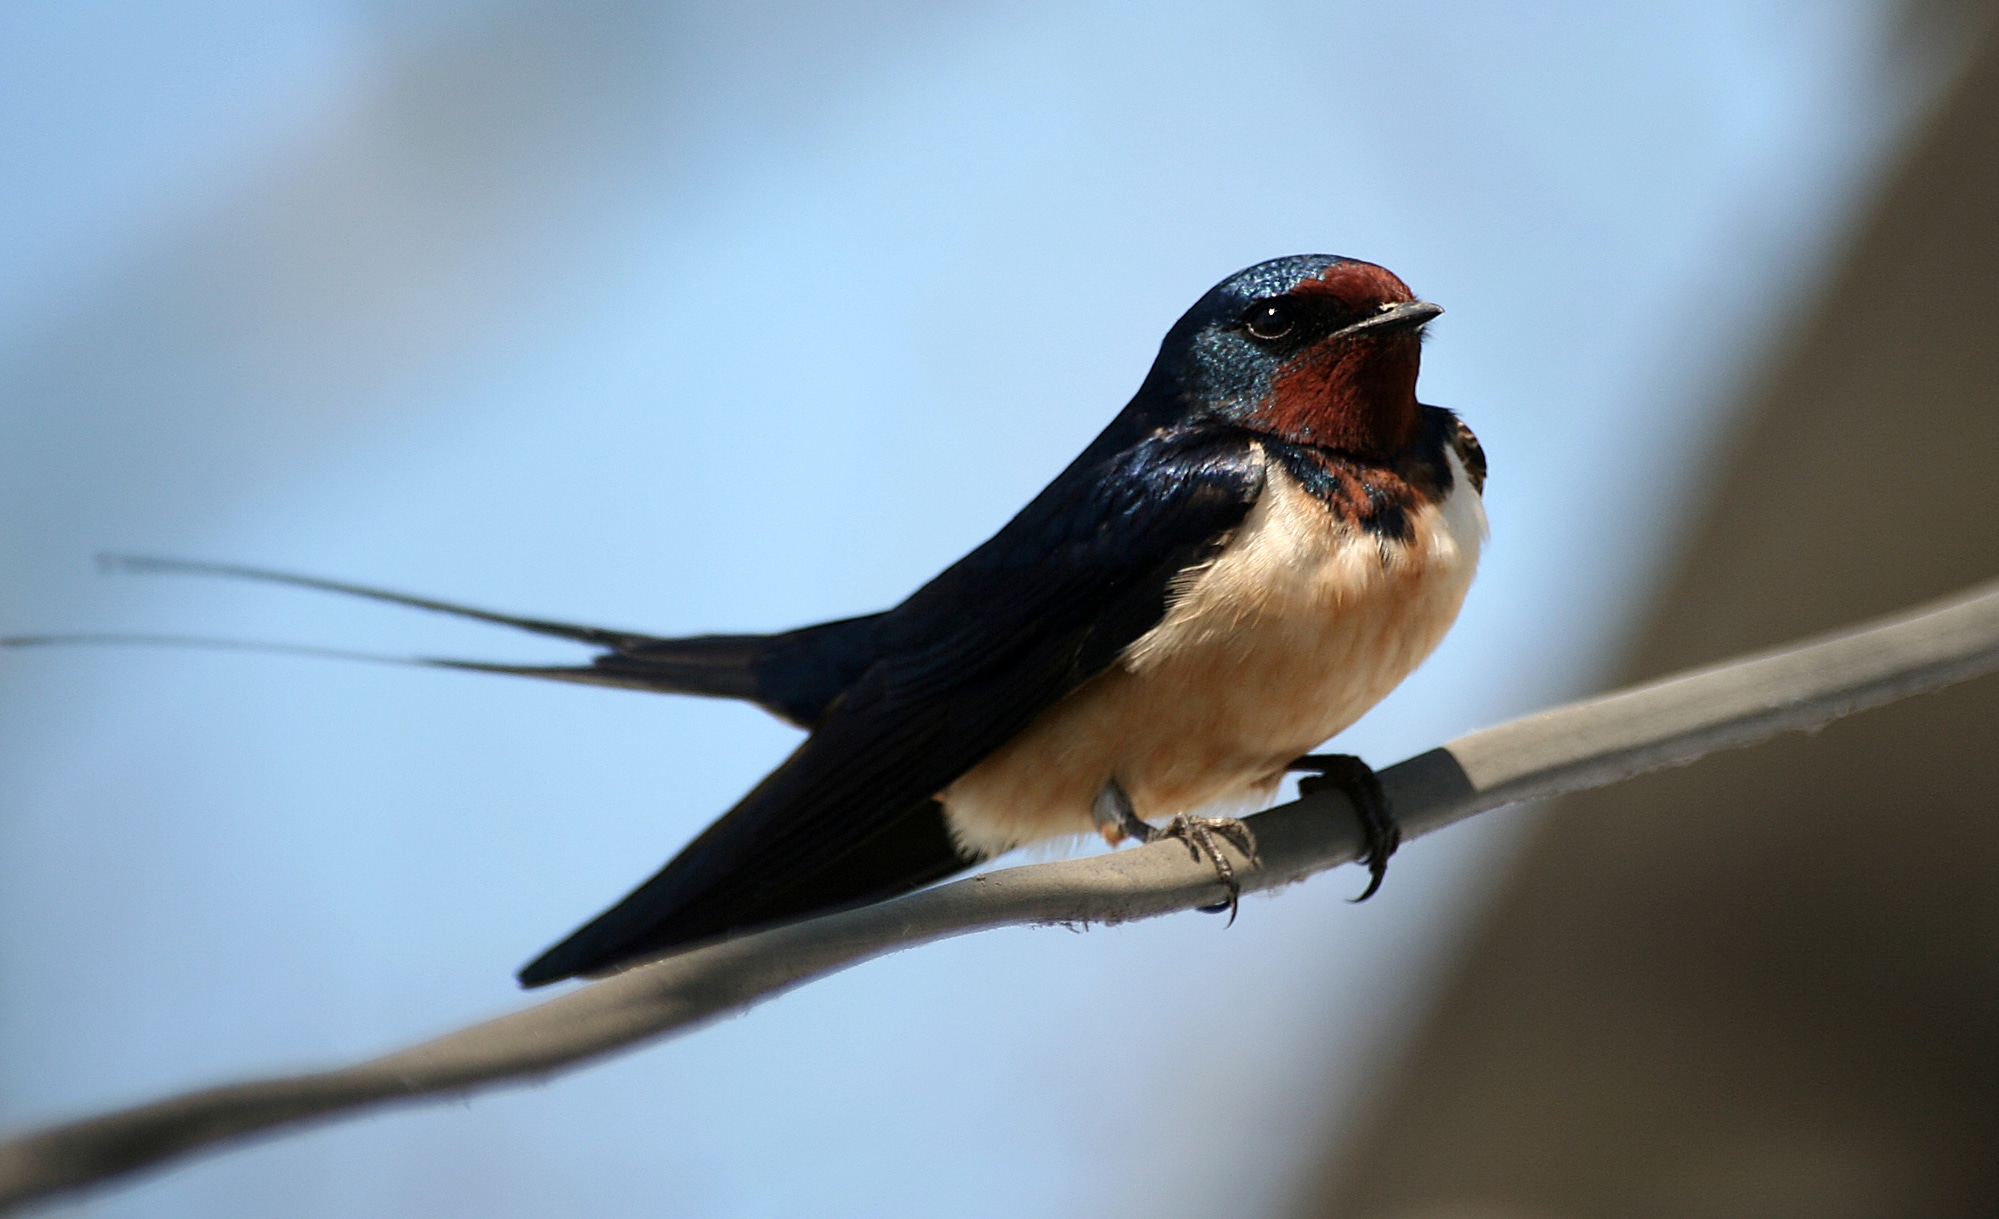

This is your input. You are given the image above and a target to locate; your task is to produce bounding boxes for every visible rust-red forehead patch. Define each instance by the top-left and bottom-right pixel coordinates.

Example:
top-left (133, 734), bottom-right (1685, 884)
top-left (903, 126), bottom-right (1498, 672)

top-left (1290, 260), bottom-right (1415, 308)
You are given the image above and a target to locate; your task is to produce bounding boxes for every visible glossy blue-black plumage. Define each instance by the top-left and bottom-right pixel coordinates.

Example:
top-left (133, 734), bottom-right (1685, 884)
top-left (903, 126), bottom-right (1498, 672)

top-left (572, 255), bottom-right (1360, 721)
top-left (103, 258), bottom-right (1354, 983)
top-left (514, 424), bottom-right (1266, 983)
top-left (512, 256), bottom-right (1381, 985)
top-left (24, 253), bottom-right (1446, 985)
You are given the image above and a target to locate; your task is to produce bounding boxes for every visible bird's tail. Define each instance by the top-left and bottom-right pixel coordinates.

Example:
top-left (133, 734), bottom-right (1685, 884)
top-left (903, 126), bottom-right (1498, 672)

top-left (6, 555), bottom-right (880, 724)
top-left (93, 553), bottom-right (661, 649)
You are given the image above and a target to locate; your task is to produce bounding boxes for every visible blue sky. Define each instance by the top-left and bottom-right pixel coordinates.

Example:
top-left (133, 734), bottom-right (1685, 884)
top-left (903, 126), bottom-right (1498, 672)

top-left (0, 3), bottom-right (1944, 1215)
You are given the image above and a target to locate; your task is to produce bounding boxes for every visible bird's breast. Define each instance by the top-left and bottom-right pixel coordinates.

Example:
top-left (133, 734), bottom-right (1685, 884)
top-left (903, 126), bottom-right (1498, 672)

top-left (941, 445), bottom-right (1486, 858)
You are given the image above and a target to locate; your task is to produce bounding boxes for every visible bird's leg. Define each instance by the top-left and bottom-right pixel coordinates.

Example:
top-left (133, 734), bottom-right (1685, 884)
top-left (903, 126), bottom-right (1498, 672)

top-left (1093, 778), bottom-right (1260, 923)
top-left (1288, 753), bottom-right (1398, 901)
top-left (1092, 776), bottom-right (1152, 847)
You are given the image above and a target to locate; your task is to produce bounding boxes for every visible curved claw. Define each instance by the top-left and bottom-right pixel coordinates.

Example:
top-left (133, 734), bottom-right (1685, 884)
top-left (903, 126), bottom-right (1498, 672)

top-left (1161, 814), bottom-right (1261, 924)
top-left (1290, 753), bottom-right (1400, 902)
top-left (1351, 850), bottom-right (1390, 903)
top-left (1093, 780), bottom-right (1263, 923)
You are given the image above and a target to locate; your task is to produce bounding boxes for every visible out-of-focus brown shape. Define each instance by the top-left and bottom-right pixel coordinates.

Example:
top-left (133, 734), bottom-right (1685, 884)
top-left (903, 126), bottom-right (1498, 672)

top-left (1294, 11), bottom-right (1999, 1219)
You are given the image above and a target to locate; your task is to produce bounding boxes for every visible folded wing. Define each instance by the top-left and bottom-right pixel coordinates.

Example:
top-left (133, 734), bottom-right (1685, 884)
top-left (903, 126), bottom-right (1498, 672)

top-left (517, 425), bottom-right (1266, 985)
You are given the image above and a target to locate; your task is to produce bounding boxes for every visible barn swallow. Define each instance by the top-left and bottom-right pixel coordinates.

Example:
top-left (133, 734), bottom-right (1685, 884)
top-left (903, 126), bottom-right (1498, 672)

top-left (10, 255), bottom-right (1485, 987)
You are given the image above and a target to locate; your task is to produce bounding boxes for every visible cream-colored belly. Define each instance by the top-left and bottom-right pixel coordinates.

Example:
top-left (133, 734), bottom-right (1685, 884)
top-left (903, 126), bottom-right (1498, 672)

top-left (940, 450), bottom-right (1485, 858)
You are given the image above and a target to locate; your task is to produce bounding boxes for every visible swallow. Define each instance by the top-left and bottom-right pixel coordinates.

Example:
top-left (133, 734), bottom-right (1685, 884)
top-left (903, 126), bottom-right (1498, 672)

top-left (10, 255), bottom-right (1485, 987)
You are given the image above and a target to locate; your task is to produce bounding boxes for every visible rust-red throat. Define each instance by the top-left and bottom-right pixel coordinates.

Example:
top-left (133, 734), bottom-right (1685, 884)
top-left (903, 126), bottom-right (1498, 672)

top-left (1257, 261), bottom-right (1424, 458)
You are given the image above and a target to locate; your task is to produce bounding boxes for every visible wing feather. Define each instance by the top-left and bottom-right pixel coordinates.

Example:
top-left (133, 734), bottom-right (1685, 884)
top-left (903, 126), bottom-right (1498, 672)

top-left (518, 425), bottom-right (1266, 984)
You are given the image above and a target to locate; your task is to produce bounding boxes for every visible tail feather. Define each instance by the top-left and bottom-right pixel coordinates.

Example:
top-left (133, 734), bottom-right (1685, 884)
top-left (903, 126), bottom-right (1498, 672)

top-left (0, 631), bottom-right (699, 694)
top-left (588, 634), bottom-right (767, 703)
top-left (0, 631), bottom-right (480, 670)
top-left (602, 618), bottom-right (884, 726)
top-left (19, 556), bottom-right (955, 986)
top-left (98, 554), bottom-right (657, 650)
top-left (84, 554), bottom-right (889, 721)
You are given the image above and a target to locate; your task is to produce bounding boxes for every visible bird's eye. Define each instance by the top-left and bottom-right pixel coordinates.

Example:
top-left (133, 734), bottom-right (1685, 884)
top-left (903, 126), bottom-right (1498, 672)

top-left (1242, 300), bottom-right (1295, 342)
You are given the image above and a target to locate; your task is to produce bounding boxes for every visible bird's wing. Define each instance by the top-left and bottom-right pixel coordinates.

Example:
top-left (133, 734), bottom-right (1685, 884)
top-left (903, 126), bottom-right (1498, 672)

top-left (518, 425), bottom-right (1267, 985)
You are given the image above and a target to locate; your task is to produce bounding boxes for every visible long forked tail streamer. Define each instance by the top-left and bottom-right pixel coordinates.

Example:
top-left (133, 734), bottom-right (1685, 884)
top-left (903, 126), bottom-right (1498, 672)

top-left (0, 631), bottom-right (653, 691)
top-left (96, 554), bottom-right (661, 651)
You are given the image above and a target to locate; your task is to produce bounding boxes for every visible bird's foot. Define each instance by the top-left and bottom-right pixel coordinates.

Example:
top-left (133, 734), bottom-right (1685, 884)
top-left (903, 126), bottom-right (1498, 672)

top-left (1157, 813), bottom-right (1260, 923)
top-left (1092, 779), bottom-right (1260, 923)
top-left (1289, 753), bottom-right (1398, 902)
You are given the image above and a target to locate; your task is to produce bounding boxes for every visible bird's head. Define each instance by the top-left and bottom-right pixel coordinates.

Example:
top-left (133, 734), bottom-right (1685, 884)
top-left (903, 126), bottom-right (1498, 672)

top-left (1153, 255), bottom-right (1440, 459)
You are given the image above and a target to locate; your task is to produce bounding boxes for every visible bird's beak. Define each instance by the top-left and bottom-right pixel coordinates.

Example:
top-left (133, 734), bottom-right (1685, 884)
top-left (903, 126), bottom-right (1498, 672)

top-left (1333, 300), bottom-right (1443, 339)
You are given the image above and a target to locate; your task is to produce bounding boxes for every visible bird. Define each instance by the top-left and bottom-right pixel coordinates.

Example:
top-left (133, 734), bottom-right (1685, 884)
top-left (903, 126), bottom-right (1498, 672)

top-left (9, 254), bottom-right (1486, 988)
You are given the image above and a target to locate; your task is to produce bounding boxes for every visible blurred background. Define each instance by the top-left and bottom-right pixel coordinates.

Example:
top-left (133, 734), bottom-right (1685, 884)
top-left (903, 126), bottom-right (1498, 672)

top-left (1, 2), bottom-right (1994, 1216)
